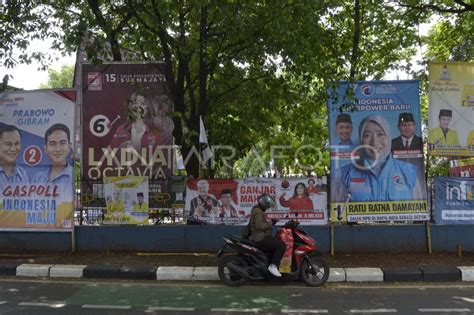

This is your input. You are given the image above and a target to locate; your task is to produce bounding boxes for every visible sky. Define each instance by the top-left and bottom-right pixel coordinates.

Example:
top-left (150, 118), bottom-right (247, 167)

top-left (0, 39), bottom-right (75, 90)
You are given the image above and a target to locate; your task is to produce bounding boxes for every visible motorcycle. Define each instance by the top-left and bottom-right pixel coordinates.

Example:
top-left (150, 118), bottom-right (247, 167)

top-left (216, 219), bottom-right (330, 287)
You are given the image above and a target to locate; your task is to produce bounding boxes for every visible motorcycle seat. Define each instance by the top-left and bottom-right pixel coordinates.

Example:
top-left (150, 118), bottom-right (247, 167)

top-left (228, 235), bottom-right (260, 246)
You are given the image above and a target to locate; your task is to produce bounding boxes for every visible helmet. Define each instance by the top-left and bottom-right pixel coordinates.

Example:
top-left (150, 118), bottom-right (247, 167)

top-left (257, 193), bottom-right (275, 210)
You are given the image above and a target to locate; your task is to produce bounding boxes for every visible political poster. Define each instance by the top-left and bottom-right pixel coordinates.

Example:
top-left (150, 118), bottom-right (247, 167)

top-left (328, 81), bottom-right (429, 223)
top-left (185, 177), bottom-right (328, 225)
top-left (103, 176), bottom-right (149, 224)
top-left (82, 62), bottom-right (174, 212)
top-left (428, 62), bottom-right (474, 156)
top-left (449, 157), bottom-right (474, 177)
top-left (0, 90), bottom-right (75, 230)
top-left (434, 177), bottom-right (474, 224)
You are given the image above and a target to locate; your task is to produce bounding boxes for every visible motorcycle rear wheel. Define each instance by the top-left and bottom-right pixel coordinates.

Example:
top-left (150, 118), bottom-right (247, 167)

top-left (218, 255), bottom-right (248, 287)
top-left (300, 255), bottom-right (330, 287)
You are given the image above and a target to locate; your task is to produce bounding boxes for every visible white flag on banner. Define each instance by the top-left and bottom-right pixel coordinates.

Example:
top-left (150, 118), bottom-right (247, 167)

top-left (199, 115), bottom-right (212, 162)
top-left (175, 146), bottom-right (185, 170)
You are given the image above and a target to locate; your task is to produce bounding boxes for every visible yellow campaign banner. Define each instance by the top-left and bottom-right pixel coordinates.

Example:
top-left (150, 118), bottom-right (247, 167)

top-left (103, 176), bottom-right (149, 225)
top-left (428, 62), bottom-right (474, 156)
top-left (330, 200), bottom-right (429, 223)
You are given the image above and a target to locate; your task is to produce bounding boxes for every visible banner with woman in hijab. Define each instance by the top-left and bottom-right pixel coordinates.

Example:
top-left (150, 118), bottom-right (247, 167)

top-left (328, 81), bottom-right (428, 223)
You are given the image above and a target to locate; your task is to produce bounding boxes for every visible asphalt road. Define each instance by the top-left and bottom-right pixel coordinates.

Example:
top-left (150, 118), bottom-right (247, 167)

top-left (1, 278), bottom-right (474, 314)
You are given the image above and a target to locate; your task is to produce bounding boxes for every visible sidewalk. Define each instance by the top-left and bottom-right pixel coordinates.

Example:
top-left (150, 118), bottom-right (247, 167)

top-left (1, 251), bottom-right (474, 283)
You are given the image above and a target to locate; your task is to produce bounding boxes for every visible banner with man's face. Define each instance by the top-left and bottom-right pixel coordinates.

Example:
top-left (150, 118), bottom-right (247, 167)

top-left (103, 176), bottom-right (149, 224)
top-left (81, 63), bottom-right (174, 210)
top-left (327, 81), bottom-right (428, 223)
top-left (0, 90), bottom-right (75, 230)
top-left (428, 62), bottom-right (474, 156)
top-left (185, 177), bottom-right (328, 225)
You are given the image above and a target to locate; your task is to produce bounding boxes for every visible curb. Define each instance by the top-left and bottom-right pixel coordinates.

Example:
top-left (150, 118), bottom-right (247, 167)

top-left (0, 263), bottom-right (470, 282)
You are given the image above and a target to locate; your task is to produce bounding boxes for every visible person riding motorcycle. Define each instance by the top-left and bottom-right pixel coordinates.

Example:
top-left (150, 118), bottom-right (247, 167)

top-left (249, 193), bottom-right (286, 277)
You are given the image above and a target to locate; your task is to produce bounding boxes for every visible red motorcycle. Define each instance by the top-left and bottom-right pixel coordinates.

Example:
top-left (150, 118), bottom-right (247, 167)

top-left (216, 219), bottom-right (330, 286)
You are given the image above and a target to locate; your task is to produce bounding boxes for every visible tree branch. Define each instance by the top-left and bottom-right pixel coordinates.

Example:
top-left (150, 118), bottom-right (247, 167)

top-left (349, 0), bottom-right (360, 80)
top-left (400, 0), bottom-right (474, 14)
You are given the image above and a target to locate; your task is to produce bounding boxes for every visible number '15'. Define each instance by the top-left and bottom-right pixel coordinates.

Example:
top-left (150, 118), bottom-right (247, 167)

top-left (105, 74), bottom-right (116, 82)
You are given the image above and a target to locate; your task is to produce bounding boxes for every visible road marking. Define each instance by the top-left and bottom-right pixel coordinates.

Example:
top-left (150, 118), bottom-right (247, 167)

top-left (146, 307), bottom-right (195, 311)
top-left (350, 309), bottom-right (397, 313)
top-left (282, 309), bottom-right (329, 313)
top-left (418, 308), bottom-right (471, 313)
top-left (81, 304), bottom-right (131, 310)
top-left (18, 302), bottom-right (65, 308)
top-left (0, 301), bottom-right (6, 305)
top-left (453, 296), bottom-right (474, 303)
top-left (211, 308), bottom-right (261, 313)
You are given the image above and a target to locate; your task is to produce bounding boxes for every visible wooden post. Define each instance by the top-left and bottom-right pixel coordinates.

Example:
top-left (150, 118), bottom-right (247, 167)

top-left (71, 228), bottom-right (76, 253)
top-left (425, 221), bottom-right (432, 254)
top-left (330, 223), bottom-right (335, 256)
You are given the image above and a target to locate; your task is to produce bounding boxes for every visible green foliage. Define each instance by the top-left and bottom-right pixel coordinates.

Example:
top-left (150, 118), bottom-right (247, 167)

top-left (425, 14), bottom-right (474, 62)
top-left (426, 156), bottom-right (450, 178)
top-left (2, 0), bottom-right (473, 179)
top-left (39, 64), bottom-right (74, 88)
top-left (0, 2), bottom-right (57, 70)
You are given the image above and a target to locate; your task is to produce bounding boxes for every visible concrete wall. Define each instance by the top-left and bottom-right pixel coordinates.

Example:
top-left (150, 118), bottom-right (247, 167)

top-left (0, 224), bottom-right (472, 253)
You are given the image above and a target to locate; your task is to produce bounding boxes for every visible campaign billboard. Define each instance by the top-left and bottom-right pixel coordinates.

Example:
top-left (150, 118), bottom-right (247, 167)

top-left (103, 176), bottom-right (149, 224)
top-left (428, 62), bottom-right (474, 156)
top-left (434, 177), bottom-right (474, 224)
top-left (185, 177), bottom-right (328, 225)
top-left (81, 63), bottom-right (174, 211)
top-left (449, 157), bottom-right (474, 177)
top-left (0, 90), bottom-right (75, 230)
top-left (328, 81), bottom-right (429, 223)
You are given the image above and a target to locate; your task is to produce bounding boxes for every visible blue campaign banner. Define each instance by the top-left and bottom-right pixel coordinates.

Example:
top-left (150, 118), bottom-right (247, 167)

top-left (434, 177), bottom-right (474, 224)
top-left (0, 90), bottom-right (76, 231)
top-left (327, 81), bottom-right (428, 223)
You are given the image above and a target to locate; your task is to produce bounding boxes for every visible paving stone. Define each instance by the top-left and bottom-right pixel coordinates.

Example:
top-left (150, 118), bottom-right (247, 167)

top-left (16, 264), bottom-right (52, 277)
top-left (458, 266), bottom-right (474, 281)
top-left (193, 267), bottom-right (219, 281)
top-left (50, 265), bottom-right (87, 278)
top-left (119, 266), bottom-right (157, 280)
top-left (156, 266), bottom-right (194, 280)
top-left (345, 267), bottom-right (383, 282)
top-left (0, 263), bottom-right (21, 276)
top-left (83, 265), bottom-right (121, 279)
top-left (328, 267), bottom-right (346, 282)
top-left (383, 267), bottom-right (422, 282)
top-left (420, 266), bottom-right (461, 282)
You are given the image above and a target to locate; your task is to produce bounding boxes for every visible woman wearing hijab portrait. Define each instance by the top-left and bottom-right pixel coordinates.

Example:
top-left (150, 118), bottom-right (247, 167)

top-left (279, 182), bottom-right (314, 211)
top-left (332, 115), bottom-right (424, 202)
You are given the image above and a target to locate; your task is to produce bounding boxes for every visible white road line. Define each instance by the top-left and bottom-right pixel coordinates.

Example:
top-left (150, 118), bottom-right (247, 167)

top-left (282, 309), bottom-right (329, 313)
top-left (81, 304), bottom-right (132, 310)
top-left (211, 308), bottom-right (261, 313)
top-left (453, 296), bottom-right (474, 303)
top-left (350, 309), bottom-right (397, 313)
top-left (418, 308), bottom-right (471, 313)
top-left (147, 306), bottom-right (195, 311)
top-left (18, 302), bottom-right (66, 308)
top-left (0, 301), bottom-right (7, 305)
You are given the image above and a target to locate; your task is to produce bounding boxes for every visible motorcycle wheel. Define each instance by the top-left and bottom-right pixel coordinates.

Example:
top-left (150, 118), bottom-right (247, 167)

top-left (300, 255), bottom-right (330, 287)
top-left (218, 255), bottom-right (248, 287)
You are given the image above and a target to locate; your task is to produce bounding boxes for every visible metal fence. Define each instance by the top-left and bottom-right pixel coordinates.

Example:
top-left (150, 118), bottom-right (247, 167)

top-left (74, 177), bottom-right (186, 226)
